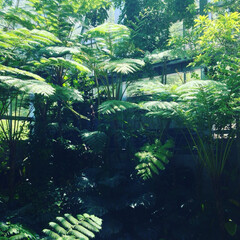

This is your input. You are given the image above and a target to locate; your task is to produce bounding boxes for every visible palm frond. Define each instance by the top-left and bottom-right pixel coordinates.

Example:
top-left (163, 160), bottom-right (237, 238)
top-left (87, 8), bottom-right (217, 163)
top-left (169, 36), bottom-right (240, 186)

top-left (98, 100), bottom-right (139, 115)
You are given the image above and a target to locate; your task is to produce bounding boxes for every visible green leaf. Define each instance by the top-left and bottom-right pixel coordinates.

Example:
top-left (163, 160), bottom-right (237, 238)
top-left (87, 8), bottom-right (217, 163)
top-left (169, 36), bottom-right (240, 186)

top-left (152, 158), bottom-right (165, 170)
top-left (43, 213), bottom-right (102, 240)
top-left (43, 229), bottom-right (61, 239)
top-left (56, 217), bottom-right (73, 230)
top-left (68, 229), bottom-right (89, 240)
top-left (49, 222), bottom-right (67, 235)
top-left (98, 100), bottom-right (139, 115)
top-left (0, 76), bottom-right (55, 96)
top-left (149, 162), bottom-right (159, 175)
top-left (0, 65), bottom-right (45, 82)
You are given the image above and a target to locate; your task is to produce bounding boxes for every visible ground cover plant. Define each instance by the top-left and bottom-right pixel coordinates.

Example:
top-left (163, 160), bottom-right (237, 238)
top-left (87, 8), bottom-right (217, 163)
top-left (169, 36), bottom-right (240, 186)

top-left (0, 0), bottom-right (240, 239)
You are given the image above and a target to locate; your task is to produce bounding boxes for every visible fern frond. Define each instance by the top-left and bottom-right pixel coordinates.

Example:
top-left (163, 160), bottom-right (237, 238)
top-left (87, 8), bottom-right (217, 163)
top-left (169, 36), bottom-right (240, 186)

top-left (81, 131), bottom-right (107, 153)
top-left (44, 46), bottom-right (82, 56)
top-left (0, 65), bottom-right (45, 81)
top-left (141, 101), bottom-right (178, 118)
top-left (141, 101), bottom-right (178, 111)
top-left (42, 229), bottom-right (61, 239)
top-left (100, 58), bottom-right (144, 75)
top-left (127, 79), bottom-right (171, 98)
top-left (43, 213), bottom-right (102, 240)
top-left (54, 86), bottom-right (83, 102)
top-left (56, 217), bottom-right (73, 230)
top-left (0, 222), bottom-right (37, 240)
top-left (175, 80), bottom-right (226, 95)
top-left (0, 76), bottom-right (55, 96)
top-left (74, 225), bottom-right (95, 238)
top-left (135, 139), bottom-right (174, 180)
top-left (9, 233), bottom-right (31, 240)
top-left (38, 57), bottom-right (90, 73)
top-left (86, 22), bottom-right (130, 40)
top-left (98, 100), bottom-right (139, 115)
top-left (68, 229), bottom-right (88, 240)
top-left (48, 222), bottom-right (67, 235)
top-left (0, 28), bottom-right (60, 50)
top-left (31, 29), bottom-right (61, 43)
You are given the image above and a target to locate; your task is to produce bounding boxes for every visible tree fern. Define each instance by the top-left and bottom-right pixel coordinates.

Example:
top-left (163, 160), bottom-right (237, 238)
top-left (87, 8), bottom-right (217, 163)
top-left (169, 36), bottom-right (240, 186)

top-left (43, 213), bottom-right (102, 240)
top-left (98, 100), bottom-right (139, 115)
top-left (135, 139), bottom-right (174, 180)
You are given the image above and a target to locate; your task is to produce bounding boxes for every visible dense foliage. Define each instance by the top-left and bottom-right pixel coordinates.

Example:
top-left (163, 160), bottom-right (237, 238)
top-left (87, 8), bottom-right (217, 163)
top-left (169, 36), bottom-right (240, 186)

top-left (0, 0), bottom-right (240, 240)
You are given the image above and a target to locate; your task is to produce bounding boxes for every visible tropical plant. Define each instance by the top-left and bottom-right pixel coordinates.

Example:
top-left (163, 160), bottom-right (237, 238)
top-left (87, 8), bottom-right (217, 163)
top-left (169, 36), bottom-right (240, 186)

top-left (43, 213), bottom-right (102, 240)
top-left (175, 80), bottom-right (235, 177)
top-left (174, 80), bottom-right (236, 239)
top-left (135, 139), bottom-right (174, 180)
top-left (84, 22), bottom-right (144, 104)
top-left (0, 22), bottom-right (61, 205)
top-left (0, 221), bottom-right (38, 240)
top-left (113, 0), bottom-right (196, 52)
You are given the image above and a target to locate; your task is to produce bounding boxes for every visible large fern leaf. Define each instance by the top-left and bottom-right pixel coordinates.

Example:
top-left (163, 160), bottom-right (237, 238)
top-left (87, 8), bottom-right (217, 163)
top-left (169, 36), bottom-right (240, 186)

top-left (36, 57), bottom-right (90, 73)
top-left (141, 101), bottom-right (178, 118)
top-left (43, 213), bottom-right (102, 240)
top-left (135, 139), bottom-right (174, 180)
top-left (98, 100), bottom-right (139, 115)
top-left (0, 65), bottom-right (45, 82)
top-left (175, 80), bottom-right (227, 95)
top-left (0, 76), bottom-right (55, 96)
top-left (0, 28), bottom-right (60, 50)
top-left (85, 22), bottom-right (130, 41)
top-left (127, 78), bottom-right (171, 98)
top-left (99, 58), bottom-right (145, 75)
